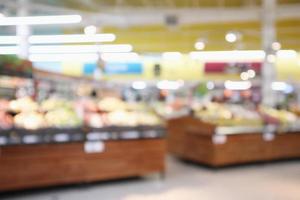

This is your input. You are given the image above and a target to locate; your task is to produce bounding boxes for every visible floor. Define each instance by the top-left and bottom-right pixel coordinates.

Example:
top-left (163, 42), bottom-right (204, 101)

top-left (2, 157), bottom-right (300, 200)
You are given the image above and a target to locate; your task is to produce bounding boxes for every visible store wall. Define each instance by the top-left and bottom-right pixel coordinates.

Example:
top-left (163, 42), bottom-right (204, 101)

top-left (33, 52), bottom-right (300, 81)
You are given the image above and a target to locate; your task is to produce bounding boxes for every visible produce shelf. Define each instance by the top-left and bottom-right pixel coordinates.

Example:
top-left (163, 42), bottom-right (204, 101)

top-left (0, 126), bottom-right (165, 146)
top-left (167, 116), bottom-right (300, 167)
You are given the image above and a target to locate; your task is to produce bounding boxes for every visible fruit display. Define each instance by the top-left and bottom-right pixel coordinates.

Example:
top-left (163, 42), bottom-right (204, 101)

top-left (79, 97), bottom-right (163, 128)
top-left (9, 97), bottom-right (39, 113)
top-left (259, 106), bottom-right (298, 126)
top-left (45, 108), bottom-right (82, 128)
top-left (0, 96), bottom-right (162, 130)
top-left (0, 111), bottom-right (13, 129)
top-left (98, 97), bottom-right (127, 112)
top-left (193, 102), bottom-right (263, 126)
top-left (41, 98), bottom-right (73, 112)
top-left (0, 97), bottom-right (83, 130)
top-left (14, 112), bottom-right (45, 130)
top-left (0, 99), bottom-right (10, 111)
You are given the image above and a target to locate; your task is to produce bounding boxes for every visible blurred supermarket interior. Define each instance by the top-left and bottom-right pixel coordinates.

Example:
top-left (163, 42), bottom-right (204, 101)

top-left (1, 0), bottom-right (300, 199)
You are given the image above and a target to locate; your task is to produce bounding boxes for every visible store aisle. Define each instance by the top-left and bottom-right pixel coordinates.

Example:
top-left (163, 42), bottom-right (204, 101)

top-left (2, 157), bottom-right (300, 200)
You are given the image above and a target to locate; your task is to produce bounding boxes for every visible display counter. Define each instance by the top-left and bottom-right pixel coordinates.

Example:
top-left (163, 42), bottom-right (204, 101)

top-left (167, 116), bottom-right (300, 167)
top-left (0, 126), bottom-right (166, 192)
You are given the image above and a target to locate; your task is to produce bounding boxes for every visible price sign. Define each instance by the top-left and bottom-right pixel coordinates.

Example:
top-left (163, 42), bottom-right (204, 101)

top-left (121, 131), bottom-right (139, 139)
top-left (0, 136), bottom-right (7, 146)
top-left (23, 135), bottom-right (39, 144)
top-left (84, 141), bottom-right (105, 153)
top-left (87, 132), bottom-right (110, 141)
top-left (54, 133), bottom-right (70, 142)
top-left (212, 135), bottom-right (227, 145)
top-left (263, 132), bottom-right (275, 141)
top-left (263, 125), bottom-right (276, 142)
top-left (143, 130), bottom-right (158, 138)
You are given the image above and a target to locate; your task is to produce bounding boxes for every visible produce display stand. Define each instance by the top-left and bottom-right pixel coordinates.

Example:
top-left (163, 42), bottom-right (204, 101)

top-left (167, 116), bottom-right (300, 167)
top-left (0, 126), bottom-right (166, 192)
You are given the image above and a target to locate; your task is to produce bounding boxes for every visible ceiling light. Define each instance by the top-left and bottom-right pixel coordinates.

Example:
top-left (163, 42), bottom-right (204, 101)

top-left (272, 42), bottom-right (281, 51)
top-left (224, 81), bottom-right (251, 90)
top-left (84, 25), bottom-right (97, 35)
top-left (157, 80), bottom-right (181, 90)
top-left (0, 46), bottom-right (19, 54)
top-left (247, 69), bottom-right (256, 78)
top-left (225, 32), bottom-right (238, 43)
top-left (100, 52), bottom-right (139, 62)
top-left (29, 53), bottom-right (99, 62)
top-left (0, 36), bottom-right (21, 44)
top-left (132, 81), bottom-right (146, 90)
top-left (189, 50), bottom-right (265, 61)
top-left (206, 81), bottom-right (215, 90)
top-left (276, 50), bottom-right (297, 59)
top-left (0, 15), bottom-right (82, 26)
top-left (162, 52), bottom-right (182, 59)
top-left (28, 34), bottom-right (116, 44)
top-left (240, 72), bottom-right (249, 81)
top-left (98, 44), bottom-right (132, 53)
top-left (29, 44), bottom-right (132, 53)
top-left (194, 41), bottom-right (205, 50)
top-left (271, 82), bottom-right (292, 92)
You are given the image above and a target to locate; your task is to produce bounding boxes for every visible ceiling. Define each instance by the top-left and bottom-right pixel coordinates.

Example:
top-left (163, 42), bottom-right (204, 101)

top-left (0, 0), bottom-right (300, 52)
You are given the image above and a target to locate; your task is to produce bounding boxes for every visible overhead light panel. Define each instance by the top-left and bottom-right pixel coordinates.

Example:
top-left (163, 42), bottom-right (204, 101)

top-left (100, 52), bottom-right (139, 62)
top-left (0, 46), bottom-right (19, 54)
top-left (190, 50), bottom-right (265, 61)
top-left (224, 81), bottom-right (251, 90)
top-left (157, 80), bottom-right (183, 90)
top-left (162, 52), bottom-right (182, 59)
top-left (0, 36), bottom-right (21, 44)
top-left (132, 81), bottom-right (147, 90)
top-left (29, 53), bottom-right (99, 62)
top-left (0, 15), bottom-right (82, 26)
top-left (29, 34), bottom-right (116, 44)
top-left (29, 44), bottom-right (132, 53)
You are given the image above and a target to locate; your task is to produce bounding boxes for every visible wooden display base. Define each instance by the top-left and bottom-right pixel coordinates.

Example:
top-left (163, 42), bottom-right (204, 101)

top-left (167, 116), bottom-right (300, 167)
top-left (0, 139), bottom-right (165, 192)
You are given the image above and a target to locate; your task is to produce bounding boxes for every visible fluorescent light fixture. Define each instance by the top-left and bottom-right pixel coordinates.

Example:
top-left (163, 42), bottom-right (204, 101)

top-left (225, 32), bottom-right (238, 43)
top-left (132, 81), bottom-right (146, 90)
top-left (157, 80), bottom-right (182, 90)
top-left (0, 36), bottom-right (21, 44)
top-left (189, 50), bottom-right (265, 61)
top-left (240, 72), bottom-right (249, 81)
top-left (29, 44), bottom-right (132, 53)
top-left (84, 25), bottom-right (97, 35)
top-left (99, 44), bottom-right (132, 53)
top-left (162, 52), bottom-right (182, 60)
top-left (29, 53), bottom-right (99, 62)
top-left (224, 81), bottom-right (251, 90)
top-left (271, 82), bottom-right (287, 91)
top-left (0, 15), bottom-right (82, 26)
top-left (29, 34), bottom-right (116, 44)
top-left (100, 52), bottom-right (139, 62)
top-left (206, 81), bottom-right (215, 90)
top-left (194, 41), bottom-right (205, 50)
top-left (0, 46), bottom-right (19, 54)
top-left (276, 50), bottom-right (297, 59)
